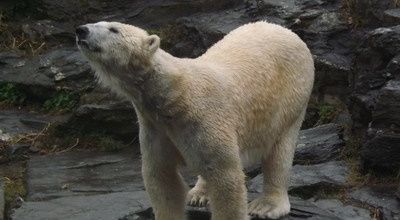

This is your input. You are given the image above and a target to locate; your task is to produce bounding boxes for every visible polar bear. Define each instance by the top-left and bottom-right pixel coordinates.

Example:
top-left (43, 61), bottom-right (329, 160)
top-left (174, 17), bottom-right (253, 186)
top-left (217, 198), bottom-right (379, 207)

top-left (76, 21), bottom-right (314, 220)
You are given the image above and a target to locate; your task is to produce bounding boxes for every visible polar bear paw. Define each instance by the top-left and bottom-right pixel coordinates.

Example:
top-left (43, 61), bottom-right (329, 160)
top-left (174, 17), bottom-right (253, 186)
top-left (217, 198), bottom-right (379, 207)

top-left (248, 195), bottom-right (290, 219)
top-left (187, 187), bottom-right (209, 207)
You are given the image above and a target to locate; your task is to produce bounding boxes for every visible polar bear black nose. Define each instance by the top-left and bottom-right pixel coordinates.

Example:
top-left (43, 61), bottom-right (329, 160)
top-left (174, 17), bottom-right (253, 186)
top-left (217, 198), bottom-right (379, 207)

top-left (76, 26), bottom-right (89, 39)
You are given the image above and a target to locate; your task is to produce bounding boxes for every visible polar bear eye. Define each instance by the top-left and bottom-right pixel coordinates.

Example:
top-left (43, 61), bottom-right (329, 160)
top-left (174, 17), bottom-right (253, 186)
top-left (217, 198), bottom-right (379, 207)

top-left (109, 27), bottom-right (119, 34)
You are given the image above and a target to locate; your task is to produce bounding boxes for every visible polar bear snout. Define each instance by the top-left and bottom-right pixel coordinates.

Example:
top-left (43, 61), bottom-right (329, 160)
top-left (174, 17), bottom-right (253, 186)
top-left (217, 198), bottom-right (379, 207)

top-left (76, 25), bottom-right (89, 40)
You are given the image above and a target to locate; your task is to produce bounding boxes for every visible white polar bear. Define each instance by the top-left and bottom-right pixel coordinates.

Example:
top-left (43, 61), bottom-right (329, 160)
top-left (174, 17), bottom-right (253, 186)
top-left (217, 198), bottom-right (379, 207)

top-left (76, 21), bottom-right (314, 220)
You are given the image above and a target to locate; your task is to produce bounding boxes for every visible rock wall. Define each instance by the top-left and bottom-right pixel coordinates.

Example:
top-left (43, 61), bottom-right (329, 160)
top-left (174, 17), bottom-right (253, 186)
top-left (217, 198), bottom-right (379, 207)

top-left (1, 0), bottom-right (399, 172)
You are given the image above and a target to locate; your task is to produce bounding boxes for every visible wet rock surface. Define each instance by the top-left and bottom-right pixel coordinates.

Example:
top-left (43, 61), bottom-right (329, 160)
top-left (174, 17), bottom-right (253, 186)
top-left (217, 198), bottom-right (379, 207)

top-left (245, 123), bottom-right (345, 177)
top-left (0, 48), bottom-right (93, 99)
top-left (13, 191), bottom-right (151, 220)
top-left (9, 124), bottom-right (359, 220)
top-left (0, 110), bottom-right (58, 141)
top-left (295, 124), bottom-right (344, 165)
top-left (26, 150), bottom-right (144, 200)
top-left (349, 186), bottom-right (400, 220)
top-left (311, 199), bottom-right (371, 220)
top-left (248, 161), bottom-right (349, 199)
top-left (351, 24), bottom-right (400, 172)
top-left (11, 150), bottom-right (357, 220)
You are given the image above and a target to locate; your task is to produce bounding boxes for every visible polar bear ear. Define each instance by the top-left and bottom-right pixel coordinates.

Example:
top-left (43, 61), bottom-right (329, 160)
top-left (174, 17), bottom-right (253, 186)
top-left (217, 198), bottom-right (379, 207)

top-left (144, 35), bottom-right (160, 54)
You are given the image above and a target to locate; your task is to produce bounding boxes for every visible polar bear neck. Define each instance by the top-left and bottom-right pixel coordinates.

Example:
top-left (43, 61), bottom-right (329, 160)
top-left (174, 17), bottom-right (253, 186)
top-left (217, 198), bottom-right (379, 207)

top-left (92, 48), bottom-right (187, 120)
top-left (133, 49), bottom-right (188, 119)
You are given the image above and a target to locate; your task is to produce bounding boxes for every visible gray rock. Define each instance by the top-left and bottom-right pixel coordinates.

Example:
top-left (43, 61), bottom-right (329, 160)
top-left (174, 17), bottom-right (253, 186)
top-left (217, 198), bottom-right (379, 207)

top-left (295, 124), bottom-right (344, 165)
top-left (351, 25), bottom-right (400, 173)
top-left (12, 191), bottom-right (151, 220)
top-left (0, 110), bottom-right (56, 139)
top-left (0, 51), bottom-right (52, 90)
top-left (248, 161), bottom-right (349, 199)
top-left (21, 20), bottom-right (75, 44)
top-left (128, 195), bottom-right (341, 220)
top-left (26, 150), bottom-right (144, 201)
top-left (245, 123), bottom-right (345, 177)
top-left (312, 199), bottom-right (371, 220)
top-left (384, 9), bottom-right (400, 24)
top-left (353, 25), bottom-right (400, 94)
top-left (173, 7), bottom-right (253, 58)
top-left (61, 88), bottom-right (138, 141)
top-left (386, 55), bottom-right (400, 79)
top-left (14, 150), bottom-right (345, 220)
top-left (349, 186), bottom-right (400, 220)
top-left (307, 12), bottom-right (347, 33)
top-left (313, 55), bottom-right (351, 99)
top-left (0, 48), bottom-right (93, 99)
top-left (357, 80), bottom-right (400, 172)
top-left (7, 144), bottom-right (31, 158)
top-left (0, 179), bottom-right (4, 220)
top-left (36, 0), bottom-right (241, 24)
top-left (370, 80), bottom-right (400, 130)
top-left (361, 131), bottom-right (400, 173)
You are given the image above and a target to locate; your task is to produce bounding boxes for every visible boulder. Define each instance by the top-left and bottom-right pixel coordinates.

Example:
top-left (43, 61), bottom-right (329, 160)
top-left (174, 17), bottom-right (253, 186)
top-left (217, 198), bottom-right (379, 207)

top-left (0, 110), bottom-right (56, 139)
top-left (130, 195), bottom-right (342, 220)
top-left (35, 0), bottom-right (242, 24)
top-left (0, 47), bottom-right (93, 100)
top-left (352, 26), bottom-right (400, 95)
top-left (370, 80), bottom-right (400, 129)
top-left (12, 150), bottom-right (349, 220)
top-left (312, 199), bottom-right (371, 220)
top-left (350, 25), bottom-right (400, 173)
top-left (248, 161), bottom-right (349, 199)
top-left (295, 123), bottom-right (344, 165)
top-left (349, 186), bottom-right (400, 220)
top-left (12, 191), bottom-right (151, 220)
top-left (384, 8), bottom-right (400, 25)
top-left (25, 150), bottom-right (143, 201)
top-left (60, 88), bottom-right (138, 141)
top-left (361, 132), bottom-right (400, 173)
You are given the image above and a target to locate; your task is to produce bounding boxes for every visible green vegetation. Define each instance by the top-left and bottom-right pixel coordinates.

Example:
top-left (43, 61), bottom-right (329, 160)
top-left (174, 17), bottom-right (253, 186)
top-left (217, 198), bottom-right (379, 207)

top-left (4, 177), bottom-right (26, 205)
top-left (0, 83), bottom-right (26, 104)
top-left (43, 91), bottom-right (79, 112)
top-left (316, 103), bottom-right (339, 125)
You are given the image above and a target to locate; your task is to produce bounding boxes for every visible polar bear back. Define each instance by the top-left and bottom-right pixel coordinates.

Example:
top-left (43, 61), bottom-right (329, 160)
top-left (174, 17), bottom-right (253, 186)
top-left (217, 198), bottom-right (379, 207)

top-left (196, 21), bottom-right (314, 152)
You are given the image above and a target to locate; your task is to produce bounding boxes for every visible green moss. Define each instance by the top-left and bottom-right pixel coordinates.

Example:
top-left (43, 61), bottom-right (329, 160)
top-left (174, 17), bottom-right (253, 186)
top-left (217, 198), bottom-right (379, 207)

top-left (43, 91), bottom-right (79, 112)
top-left (0, 83), bottom-right (26, 104)
top-left (316, 104), bottom-right (338, 125)
top-left (4, 177), bottom-right (26, 209)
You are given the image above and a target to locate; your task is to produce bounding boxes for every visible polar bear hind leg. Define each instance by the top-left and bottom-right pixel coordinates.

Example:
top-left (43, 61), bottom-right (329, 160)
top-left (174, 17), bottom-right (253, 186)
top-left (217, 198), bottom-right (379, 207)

top-left (187, 175), bottom-right (209, 206)
top-left (248, 113), bottom-right (304, 219)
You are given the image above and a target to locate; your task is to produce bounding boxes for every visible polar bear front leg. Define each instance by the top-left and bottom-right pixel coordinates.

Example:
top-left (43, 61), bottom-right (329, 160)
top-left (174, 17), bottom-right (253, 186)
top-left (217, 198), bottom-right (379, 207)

top-left (187, 175), bottom-right (209, 206)
top-left (140, 123), bottom-right (187, 220)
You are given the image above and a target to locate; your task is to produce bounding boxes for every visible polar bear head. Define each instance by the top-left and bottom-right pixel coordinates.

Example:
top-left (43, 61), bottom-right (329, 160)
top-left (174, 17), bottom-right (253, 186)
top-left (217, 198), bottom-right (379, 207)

top-left (76, 21), bottom-right (161, 98)
top-left (76, 21), bottom-right (160, 67)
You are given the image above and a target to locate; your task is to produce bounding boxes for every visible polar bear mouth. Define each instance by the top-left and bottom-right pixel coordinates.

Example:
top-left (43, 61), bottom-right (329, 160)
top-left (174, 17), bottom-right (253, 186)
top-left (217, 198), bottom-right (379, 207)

top-left (77, 39), bottom-right (102, 53)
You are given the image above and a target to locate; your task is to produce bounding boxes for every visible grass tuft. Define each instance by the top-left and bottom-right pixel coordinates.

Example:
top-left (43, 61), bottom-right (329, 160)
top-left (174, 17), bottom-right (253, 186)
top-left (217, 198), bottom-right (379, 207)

top-left (43, 91), bottom-right (79, 112)
top-left (0, 83), bottom-right (26, 105)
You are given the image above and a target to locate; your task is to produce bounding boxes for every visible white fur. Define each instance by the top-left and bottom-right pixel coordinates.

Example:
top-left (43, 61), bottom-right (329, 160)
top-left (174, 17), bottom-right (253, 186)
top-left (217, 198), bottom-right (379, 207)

top-left (78, 21), bottom-right (314, 220)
